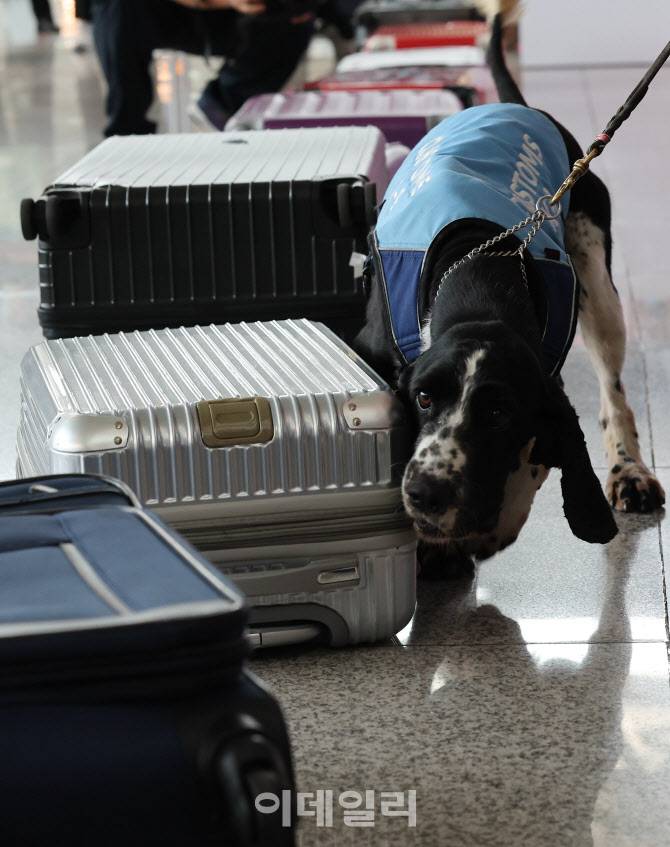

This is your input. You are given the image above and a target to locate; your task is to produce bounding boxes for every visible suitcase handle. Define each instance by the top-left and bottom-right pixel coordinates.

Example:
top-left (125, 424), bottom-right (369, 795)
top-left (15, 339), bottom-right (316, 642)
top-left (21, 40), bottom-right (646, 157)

top-left (196, 398), bottom-right (274, 448)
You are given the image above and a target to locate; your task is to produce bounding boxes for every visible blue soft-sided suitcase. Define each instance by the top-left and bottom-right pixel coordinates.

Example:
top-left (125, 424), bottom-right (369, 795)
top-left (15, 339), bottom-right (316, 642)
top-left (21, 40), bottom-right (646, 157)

top-left (0, 474), bottom-right (295, 847)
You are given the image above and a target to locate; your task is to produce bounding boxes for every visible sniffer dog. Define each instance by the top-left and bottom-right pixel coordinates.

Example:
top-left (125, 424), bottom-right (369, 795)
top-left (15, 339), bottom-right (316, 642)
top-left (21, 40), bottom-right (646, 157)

top-left (354, 3), bottom-right (665, 572)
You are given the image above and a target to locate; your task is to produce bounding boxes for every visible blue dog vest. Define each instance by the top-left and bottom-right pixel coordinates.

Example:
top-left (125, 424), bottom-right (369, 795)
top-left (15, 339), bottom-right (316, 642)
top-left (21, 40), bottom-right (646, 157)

top-left (371, 103), bottom-right (578, 375)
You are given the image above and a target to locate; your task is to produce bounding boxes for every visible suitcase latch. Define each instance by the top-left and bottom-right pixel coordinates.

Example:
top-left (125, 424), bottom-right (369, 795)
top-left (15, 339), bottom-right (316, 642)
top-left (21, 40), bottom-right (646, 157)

top-left (197, 398), bottom-right (274, 448)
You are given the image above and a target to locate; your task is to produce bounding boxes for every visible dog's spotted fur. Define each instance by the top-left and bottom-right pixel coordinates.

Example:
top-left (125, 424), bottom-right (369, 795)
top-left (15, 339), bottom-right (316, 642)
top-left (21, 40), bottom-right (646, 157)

top-left (565, 213), bottom-right (665, 512)
top-left (403, 349), bottom-right (485, 536)
top-left (354, 9), bottom-right (664, 573)
top-left (412, 348), bottom-right (485, 472)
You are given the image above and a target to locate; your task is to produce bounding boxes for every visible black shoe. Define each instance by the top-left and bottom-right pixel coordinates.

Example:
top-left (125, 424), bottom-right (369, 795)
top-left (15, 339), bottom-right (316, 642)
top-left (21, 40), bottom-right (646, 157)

top-left (37, 18), bottom-right (59, 34)
top-left (103, 118), bottom-right (156, 138)
top-left (192, 86), bottom-right (231, 132)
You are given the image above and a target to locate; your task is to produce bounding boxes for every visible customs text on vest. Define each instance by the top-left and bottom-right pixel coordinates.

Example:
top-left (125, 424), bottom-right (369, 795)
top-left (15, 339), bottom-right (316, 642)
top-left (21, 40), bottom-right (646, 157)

top-left (371, 103), bottom-right (578, 374)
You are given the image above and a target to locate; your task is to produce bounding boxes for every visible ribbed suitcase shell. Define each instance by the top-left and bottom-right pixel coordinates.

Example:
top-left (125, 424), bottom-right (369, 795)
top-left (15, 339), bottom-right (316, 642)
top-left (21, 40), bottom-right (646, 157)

top-left (337, 45), bottom-right (486, 71)
top-left (364, 20), bottom-right (487, 50)
top-left (225, 89), bottom-right (463, 148)
top-left (17, 320), bottom-right (403, 502)
top-left (27, 128), bottom-right (391, 340)
top-left (305, 64), bottom-right (497, 108)
top-left (17, 320), bottom-right (416, 645)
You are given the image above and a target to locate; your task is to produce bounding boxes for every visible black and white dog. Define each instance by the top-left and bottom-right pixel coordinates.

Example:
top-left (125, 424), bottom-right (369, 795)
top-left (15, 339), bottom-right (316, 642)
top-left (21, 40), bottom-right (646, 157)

top-left (354, 4), bottom-right (665, 571)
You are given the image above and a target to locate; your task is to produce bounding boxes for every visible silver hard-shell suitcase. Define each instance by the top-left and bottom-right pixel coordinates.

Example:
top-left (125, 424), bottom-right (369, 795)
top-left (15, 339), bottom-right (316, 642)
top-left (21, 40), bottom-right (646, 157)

top-left (17, 320), bottom-right (416, 647)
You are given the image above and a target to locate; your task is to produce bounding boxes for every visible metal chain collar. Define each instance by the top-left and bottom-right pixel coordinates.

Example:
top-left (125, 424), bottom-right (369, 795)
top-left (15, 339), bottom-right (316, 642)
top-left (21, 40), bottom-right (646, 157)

top-left (433, 194), bottom-right (561, 303)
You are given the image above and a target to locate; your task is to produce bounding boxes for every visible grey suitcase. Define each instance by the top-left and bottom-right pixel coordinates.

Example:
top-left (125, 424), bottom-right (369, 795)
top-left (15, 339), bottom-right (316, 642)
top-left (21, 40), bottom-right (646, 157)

top-left (336, 44), bottom-right (486, 72)
top-left (354, 0), bottom-right (483, 41)
top-left (20, 128), bottom-right (401, 343)
top-left (17, 320), bottom-right (417, 647)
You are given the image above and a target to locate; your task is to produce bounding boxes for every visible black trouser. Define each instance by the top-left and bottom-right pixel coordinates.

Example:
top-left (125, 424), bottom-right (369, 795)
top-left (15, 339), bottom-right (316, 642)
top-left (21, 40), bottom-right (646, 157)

top-left (91, 0), bottom-right (314, 136)
top-left (31, 0), bottom-right (55, 20)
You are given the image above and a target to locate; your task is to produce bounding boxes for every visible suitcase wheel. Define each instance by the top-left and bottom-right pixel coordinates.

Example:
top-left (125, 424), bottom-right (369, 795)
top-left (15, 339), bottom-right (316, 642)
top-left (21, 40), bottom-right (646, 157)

top-left (362, 181), bottom-right (378, 227)
top-left (45, 193), bottom-right (86, 242)
top-left (215, 732), bottom-right (294, 846)
top-left (20, 198), bottom-right (39, 241)
top-left (20, 192), bottom-right (88, 246)
top-left (336, 181), bottom-right (378, 230)
top-left (336, 183), bottom-right (354, 228)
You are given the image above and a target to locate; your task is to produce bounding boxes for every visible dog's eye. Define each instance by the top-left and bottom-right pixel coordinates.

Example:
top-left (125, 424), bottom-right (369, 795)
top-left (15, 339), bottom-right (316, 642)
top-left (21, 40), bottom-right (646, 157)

top-left (417, 391), bottom-right (432, 410)
top-left (487, 408), bottom-right (511, 428)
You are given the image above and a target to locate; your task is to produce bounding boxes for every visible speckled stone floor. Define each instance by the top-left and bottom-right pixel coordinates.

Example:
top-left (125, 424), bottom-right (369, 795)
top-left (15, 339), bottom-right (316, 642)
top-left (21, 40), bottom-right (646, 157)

top-left (2, 3), bottom-right (670, 845)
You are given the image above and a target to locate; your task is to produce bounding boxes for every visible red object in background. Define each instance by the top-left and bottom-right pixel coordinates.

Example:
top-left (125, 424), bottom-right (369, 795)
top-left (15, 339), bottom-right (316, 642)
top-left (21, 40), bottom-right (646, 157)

top-left (365, 21), bottom-right (488, 51)
top-left (305, 65), bottom-right (498, 107)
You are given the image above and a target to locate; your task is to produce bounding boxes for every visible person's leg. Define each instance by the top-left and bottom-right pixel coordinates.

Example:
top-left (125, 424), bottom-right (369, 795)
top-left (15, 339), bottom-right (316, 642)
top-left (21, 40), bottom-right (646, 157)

top-left (198, 14), bottom-right (315, 129)
top-left (90, 0), bottom-right (204, 136)
top-left (31, 0), bottom-right (58, 32)
top-left (91, 0), bottom-right (160, 135)
top-left (31, 0), bottom-right (53, 19)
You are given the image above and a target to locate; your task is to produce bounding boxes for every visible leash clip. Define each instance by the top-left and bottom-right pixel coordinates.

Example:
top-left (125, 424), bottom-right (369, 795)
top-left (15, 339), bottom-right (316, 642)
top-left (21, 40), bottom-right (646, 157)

top-left (535, 194), bottom-right (562, 220)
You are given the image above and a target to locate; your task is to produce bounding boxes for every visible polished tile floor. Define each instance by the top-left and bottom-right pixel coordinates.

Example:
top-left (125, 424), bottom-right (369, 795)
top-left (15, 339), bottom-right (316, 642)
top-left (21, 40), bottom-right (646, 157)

top-left (2, 3), bottom-right (670, 846)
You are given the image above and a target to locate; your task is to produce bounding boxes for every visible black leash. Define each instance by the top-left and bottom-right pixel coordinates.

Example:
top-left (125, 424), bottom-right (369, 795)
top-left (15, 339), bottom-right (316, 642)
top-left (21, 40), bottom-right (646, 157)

top-left (435, 39), bottom-right (670, 297)
top-left (550, 39), bottom-right (670, 205)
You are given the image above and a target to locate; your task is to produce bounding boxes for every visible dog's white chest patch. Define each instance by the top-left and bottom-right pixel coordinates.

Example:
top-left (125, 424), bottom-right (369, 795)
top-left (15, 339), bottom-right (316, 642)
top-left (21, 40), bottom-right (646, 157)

top-left (413, 349), bottom-right (486, 480)
top-left (420, 317), bottom-right (432, 352)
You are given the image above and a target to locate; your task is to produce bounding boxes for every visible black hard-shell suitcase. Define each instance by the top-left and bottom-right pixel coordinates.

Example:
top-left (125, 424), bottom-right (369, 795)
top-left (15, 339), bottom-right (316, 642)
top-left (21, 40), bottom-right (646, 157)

top-left (0, 474), bottom-right (295, 847)
top-left (20, 128), bottom-right (396, 341)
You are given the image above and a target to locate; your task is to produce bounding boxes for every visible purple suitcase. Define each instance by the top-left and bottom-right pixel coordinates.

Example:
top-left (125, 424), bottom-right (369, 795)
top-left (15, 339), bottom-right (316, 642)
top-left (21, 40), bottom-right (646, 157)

top-left (225, 89), bottom-right (463, 149)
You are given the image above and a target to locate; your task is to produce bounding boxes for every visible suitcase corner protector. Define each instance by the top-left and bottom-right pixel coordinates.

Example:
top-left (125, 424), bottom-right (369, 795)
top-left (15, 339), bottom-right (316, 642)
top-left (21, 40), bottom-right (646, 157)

top-left (49, 412), bottom-right (129, 454)
top-left (342, 391), bottom-right (404, 430)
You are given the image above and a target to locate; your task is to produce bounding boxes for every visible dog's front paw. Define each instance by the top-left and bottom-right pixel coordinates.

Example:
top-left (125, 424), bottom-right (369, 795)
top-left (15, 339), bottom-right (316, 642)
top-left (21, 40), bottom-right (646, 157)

top-left (607, 462), bottom-right (665, 513)
top-left (417, 541), bottom-right (475, 580)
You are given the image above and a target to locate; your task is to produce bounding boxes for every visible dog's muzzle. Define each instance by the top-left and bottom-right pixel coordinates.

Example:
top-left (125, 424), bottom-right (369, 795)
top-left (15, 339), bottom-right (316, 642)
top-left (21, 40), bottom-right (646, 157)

top-left (402, 472), bottom-right (462, 543)
top-left (404, 474), bottom-right (457, 516)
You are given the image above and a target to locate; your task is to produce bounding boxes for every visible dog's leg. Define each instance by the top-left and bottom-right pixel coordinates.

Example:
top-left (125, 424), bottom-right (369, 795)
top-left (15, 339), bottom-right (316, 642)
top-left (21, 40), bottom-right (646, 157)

top-left (565, 211), bottom-right (664, 512)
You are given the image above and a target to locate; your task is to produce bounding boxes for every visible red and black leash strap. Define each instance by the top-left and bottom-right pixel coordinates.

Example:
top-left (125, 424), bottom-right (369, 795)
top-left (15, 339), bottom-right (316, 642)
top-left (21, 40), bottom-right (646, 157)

top-left (550, 38), bottom-right (670, 205)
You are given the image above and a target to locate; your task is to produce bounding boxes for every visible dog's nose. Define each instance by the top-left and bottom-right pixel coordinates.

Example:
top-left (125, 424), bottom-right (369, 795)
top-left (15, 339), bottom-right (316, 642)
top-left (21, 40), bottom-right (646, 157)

top-left (406, 477), bottom-right (455, 515)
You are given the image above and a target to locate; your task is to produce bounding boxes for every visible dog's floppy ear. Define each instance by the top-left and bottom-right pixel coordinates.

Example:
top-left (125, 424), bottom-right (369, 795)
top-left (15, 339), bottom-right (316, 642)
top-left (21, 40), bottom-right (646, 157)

top-left (530, 378), bottom-right (618, 544)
